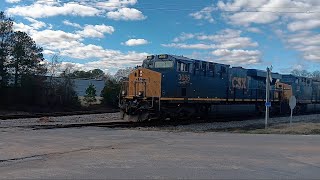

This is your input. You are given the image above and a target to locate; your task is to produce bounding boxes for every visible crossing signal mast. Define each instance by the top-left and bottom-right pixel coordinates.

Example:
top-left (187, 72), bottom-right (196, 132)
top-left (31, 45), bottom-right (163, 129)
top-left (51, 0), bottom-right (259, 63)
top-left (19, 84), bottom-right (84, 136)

top-left (265, 66), bottom-right (272, 129)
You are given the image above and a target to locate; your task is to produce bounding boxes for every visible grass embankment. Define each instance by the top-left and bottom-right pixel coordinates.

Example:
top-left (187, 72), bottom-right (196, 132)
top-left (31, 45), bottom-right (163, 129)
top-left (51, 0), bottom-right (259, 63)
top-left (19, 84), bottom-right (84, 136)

top-left (233, 123), bottom-right (320, 135)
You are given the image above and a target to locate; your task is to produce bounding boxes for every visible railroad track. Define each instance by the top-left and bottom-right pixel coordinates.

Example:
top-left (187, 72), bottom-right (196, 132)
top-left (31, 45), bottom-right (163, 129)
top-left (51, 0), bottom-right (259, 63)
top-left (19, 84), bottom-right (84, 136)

top-left (27, 121), bottom-right (137, 130)
top-left (3, 111), bottom-right (319, 130)
top-left (0, 109), bottom-right (119, 120)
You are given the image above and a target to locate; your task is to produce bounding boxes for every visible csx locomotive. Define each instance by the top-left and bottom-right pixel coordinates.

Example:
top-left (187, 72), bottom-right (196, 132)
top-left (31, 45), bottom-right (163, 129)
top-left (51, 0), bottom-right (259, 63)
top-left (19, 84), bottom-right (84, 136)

top-left (119, 54), bottom-right (320, 121)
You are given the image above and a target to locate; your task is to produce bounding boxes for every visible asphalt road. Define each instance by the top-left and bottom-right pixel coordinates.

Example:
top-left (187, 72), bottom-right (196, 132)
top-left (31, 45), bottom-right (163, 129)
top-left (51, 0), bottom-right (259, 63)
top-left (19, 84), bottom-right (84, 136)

top-left (0, 127), bottom-right (320, 179)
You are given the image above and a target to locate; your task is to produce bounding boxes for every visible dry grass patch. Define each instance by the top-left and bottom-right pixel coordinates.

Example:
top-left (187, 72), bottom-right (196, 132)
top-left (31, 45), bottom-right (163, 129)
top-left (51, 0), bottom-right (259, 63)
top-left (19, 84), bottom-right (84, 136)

top-left (246, 123), bottom-right (320, 135)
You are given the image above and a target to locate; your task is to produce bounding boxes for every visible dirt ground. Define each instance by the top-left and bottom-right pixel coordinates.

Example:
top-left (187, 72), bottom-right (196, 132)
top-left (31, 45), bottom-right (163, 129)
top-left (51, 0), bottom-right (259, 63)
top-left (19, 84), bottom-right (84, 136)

top-left (234, 123), bottom-right (320, 135)
top-left (1, 127), bottom-right (320, 179)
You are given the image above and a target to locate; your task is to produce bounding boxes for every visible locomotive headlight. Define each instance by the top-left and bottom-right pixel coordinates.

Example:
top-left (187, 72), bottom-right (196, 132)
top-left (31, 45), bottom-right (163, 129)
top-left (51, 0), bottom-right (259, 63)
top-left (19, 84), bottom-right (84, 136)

top-left (138, 91), bottom-right (144, 97)
top-left (121, 90), bottom-right (126, 96)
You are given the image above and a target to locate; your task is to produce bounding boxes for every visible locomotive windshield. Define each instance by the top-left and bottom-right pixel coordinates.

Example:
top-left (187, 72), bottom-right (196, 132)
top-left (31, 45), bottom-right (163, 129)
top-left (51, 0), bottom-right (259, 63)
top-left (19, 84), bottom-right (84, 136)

top-left (154, 61), bottom-right (173, 68)
top-left (142, 60), bottom-right (154, 68)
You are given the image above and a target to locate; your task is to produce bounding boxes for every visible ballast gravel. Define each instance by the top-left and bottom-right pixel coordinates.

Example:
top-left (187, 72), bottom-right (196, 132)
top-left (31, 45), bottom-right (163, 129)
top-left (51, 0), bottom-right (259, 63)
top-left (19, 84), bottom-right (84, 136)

top-left (134, 114), bottom-right (320, 132)
top-left (1, 112), bottom-right (319, 132)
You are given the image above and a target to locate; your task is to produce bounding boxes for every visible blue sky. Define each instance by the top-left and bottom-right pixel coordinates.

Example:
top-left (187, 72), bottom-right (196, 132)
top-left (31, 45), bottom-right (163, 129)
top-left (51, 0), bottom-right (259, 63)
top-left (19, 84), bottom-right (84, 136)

top-left (1, 0), bottom-right (320, 74)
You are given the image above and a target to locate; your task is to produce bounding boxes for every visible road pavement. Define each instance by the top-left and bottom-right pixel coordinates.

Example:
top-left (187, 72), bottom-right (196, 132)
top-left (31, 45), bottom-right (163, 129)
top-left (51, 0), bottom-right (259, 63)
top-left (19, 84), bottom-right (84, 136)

top-left (0, 127), bottom-right (320, 179)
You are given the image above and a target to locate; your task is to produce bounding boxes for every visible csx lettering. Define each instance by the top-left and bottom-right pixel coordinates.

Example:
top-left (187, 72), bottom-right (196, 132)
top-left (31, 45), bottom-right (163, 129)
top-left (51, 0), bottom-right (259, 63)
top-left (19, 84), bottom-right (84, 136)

top-left (232, 77), bottom-right (246, 89)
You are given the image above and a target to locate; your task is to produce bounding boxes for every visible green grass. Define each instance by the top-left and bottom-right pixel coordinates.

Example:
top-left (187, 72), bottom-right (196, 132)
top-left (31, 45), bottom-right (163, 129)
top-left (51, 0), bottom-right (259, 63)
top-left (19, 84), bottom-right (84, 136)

top-left (237, 123), bottom-right (320, 135)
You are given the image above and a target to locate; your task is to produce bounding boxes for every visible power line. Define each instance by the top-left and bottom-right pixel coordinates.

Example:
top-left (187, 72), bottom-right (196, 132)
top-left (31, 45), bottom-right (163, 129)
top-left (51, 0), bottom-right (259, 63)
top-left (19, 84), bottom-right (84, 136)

top-left (8, 0), bottom-right (320, 10)
top-left (5, 0), bottom-right (320, 14)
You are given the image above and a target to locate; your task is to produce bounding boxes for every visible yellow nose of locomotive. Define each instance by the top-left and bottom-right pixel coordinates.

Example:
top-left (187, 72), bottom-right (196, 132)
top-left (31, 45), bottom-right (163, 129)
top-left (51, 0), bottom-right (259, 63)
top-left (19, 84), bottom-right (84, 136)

top-left (127, 68), bottom-right (162, 98)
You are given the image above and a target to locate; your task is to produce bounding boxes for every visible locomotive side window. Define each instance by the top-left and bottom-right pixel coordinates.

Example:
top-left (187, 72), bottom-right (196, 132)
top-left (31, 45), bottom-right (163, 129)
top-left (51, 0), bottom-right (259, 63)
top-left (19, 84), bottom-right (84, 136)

top-left (209, 62), bottom-right (215, 77)
top-left (221, 66), bottom-right (227, 73)
top-left (203, 62), bottom-right (207, 76)
top-left (177, 62), bottom-right (189, 72)
top-left (195, 61), bottom-right (200, 69)
top-left (143, 59), bottom-right (154, 68)
top-left (220, 66), bottom-right (227, 78)
top-left (194, 61), bottom-right (200, 75)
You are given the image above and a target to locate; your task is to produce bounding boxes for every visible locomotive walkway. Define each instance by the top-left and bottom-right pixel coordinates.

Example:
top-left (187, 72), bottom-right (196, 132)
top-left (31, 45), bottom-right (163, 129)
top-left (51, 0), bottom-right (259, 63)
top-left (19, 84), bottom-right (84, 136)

top-left (1, 127), bottom-right (320, 179)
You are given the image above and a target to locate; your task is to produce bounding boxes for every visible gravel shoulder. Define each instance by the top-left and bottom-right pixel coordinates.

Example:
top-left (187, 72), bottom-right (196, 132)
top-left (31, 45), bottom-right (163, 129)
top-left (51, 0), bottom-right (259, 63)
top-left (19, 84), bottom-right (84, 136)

top-left (2, 112), bottom-right (320, 135)
top-left (135, 114), bottom-right (320, 135)
top-left (0, 113), bottom-right (122, 128)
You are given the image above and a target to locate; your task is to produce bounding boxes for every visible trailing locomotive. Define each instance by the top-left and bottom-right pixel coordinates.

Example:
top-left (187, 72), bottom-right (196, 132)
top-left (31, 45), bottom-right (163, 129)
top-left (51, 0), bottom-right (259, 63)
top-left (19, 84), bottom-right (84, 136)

top-left (119, 54), bottom-right (320, 121)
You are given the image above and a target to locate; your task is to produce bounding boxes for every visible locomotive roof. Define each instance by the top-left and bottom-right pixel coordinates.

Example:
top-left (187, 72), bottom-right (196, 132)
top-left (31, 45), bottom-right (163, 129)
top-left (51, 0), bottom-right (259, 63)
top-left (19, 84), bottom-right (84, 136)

top-left (158, 54), bottom-right (229, 66)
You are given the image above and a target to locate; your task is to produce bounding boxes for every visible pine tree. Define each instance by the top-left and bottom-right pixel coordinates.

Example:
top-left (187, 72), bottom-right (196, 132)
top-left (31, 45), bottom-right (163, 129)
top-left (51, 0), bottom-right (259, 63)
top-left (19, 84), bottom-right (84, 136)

top-left (9, 31), bottom-right (46, 87)
top-left (84, 83), bottom-right (97, 105)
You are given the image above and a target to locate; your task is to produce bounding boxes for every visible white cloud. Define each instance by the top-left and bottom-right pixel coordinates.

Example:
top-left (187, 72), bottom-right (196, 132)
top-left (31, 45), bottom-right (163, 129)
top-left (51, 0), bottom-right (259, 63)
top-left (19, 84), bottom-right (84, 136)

top-left (173, 33), bottom-right (197, 42)
top-left (63, 20), bottom-right (82, 29)
top-left (13, 22), bottom-right (36, 34)
top-left (191, 0), bottom-right (320, 30)
top-left (288, 19), bottom-right (320, 32)
top-left (76, 24), bottom-right (115, 38)
top-left (163, 29), bottom-right (260, 65)
top-left (197, 29), bottom-right (242, 41)
top-left (162, 43), bottom-right (216, 50)
top-left (14, 24), bottom-right (148, 71)
top-left (60, 44), bottom-right (118, 59)
top-left (96, 0), bottom-right (138, 11)
top-left (5, 0), bottom-right (21, 3)
top-left (286, 31), bottom-right (320, 61)
top-left (24, 17), bottom-right (46, 29)
top-left (28, 29), bottom-right (84, 55)
top-left (189, 0), bottom-right (320, 63)
top-left (83, 51), bottom-right (148, 72)
top-left (42, 49), bottom-right (56, 55)
top-left (106, 8), bottom-right (146, 20)
top-left (163, 29), bottom-right (258, 50)
top-left (246, 27), bottom-right (262, 33)
top-left (123, 39), bottom-right (149, 46)
top-left (6, 0), bottom-right (147, 22)
top-left (6, 2), bottom-right (101, 18)
top-left (190, 6), bottom-right (215, 23)
top-left (52, 51), bottom-right (148, 74)
top-left (212, 49), bottom-right (261, 65)
top-left (227, 12), bottom-right (279, 26)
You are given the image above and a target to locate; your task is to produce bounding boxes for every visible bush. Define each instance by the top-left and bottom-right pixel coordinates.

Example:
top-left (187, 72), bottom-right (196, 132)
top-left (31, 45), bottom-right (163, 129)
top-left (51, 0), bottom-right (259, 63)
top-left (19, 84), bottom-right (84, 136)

top-left (101, 79), bottom-right (121, 107)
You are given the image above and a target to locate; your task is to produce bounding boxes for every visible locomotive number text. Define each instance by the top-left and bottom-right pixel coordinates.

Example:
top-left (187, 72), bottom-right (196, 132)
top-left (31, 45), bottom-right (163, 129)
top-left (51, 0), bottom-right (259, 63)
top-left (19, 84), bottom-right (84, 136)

top-left (178, 74), bottom-right (191, 84)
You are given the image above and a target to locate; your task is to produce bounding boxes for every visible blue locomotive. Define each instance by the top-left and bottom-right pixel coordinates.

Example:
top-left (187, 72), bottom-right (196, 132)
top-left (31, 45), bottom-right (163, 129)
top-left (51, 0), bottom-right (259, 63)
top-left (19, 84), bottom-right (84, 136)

top-left (119, 54), bottom-right (320, 121)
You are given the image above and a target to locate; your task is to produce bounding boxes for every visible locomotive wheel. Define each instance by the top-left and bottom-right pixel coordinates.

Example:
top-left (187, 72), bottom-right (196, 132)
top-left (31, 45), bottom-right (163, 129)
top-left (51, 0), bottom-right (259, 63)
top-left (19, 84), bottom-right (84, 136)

top-left (138, 112), bottom-right (150, 122)
top-left (124, 114), bottom-right (139, 122)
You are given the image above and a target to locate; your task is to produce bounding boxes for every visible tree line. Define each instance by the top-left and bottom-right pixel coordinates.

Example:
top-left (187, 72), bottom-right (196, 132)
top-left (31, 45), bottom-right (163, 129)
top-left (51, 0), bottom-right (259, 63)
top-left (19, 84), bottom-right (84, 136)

top-left (0, 12), bottom-right (81, 110)
top-left (0, 11), bottom-right (134, 111)
top-left (290, 69), bottom-right (320, 80)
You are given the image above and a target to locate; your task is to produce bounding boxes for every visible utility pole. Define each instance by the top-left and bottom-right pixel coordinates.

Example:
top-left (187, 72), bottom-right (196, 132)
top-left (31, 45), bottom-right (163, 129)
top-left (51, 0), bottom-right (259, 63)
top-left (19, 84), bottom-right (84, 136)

top-left (265, 67), bottom-right (271, 129)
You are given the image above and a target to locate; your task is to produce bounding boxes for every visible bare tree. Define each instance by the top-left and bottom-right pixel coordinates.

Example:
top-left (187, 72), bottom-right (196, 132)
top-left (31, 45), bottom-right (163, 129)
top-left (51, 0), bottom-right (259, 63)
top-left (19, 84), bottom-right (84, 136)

top-left (0, 11), bottom-right (13, 87)
top-left (291, 69), bottom-right (320, 80)
top-left (114, 67), bottom-right (133, 81)
top-left (48, 53), bottom-right (62, 78)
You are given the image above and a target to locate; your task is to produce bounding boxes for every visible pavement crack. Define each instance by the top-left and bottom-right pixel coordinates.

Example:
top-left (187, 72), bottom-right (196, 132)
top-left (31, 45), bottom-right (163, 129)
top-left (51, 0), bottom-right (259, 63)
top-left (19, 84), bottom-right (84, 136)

top-left (0, 145), bottom-right (113, 164)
